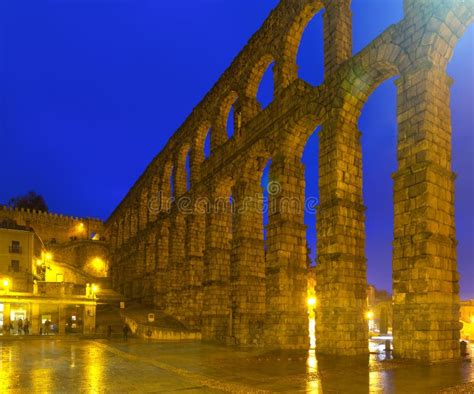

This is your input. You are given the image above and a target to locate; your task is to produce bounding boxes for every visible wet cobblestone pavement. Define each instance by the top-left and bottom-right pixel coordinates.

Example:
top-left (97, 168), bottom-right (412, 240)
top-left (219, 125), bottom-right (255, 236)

top-left (0, 338), bottom-right (473, 393)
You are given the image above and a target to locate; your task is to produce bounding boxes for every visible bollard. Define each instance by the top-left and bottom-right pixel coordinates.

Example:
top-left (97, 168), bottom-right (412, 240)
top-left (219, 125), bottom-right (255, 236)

top-left (385, 340), bottom-right (391, 353)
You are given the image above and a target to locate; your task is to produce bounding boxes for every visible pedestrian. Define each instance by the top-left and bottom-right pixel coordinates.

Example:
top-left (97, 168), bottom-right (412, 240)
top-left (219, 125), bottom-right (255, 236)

top-left (24, 319), bottom-right (30, 335)
top-left (461, 340), bottom-right (468, 356)
top-left (107, 325), bottom-right (113, 339)
top-left (8, 322), bottom-right (13, 335)
top-left (44, 319), bottom-right (51, 335)
top-left (18, 319), bottom-right (24, 335)
top-left (122, 323), bottom-right (130, 341)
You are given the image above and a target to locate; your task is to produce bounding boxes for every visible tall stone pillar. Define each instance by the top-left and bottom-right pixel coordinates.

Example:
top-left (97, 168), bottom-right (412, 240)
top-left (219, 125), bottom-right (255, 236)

top-left (315, 114), bottom-right (368, 356)
top-left (166, 211), bottom-right (186, 321)
top-left (123, 214), bottom-right (130, 242)
top-left (230, 175), bottom-right (266, 346)
top-left (202, 182), bottom-right (232, 342)
top-left (130, 205), bottom-right (139, 237)
top-left (393, 64), bottom-right (460, 361)
top-left (142, 232), bottom-right (156, 305)
top-left (149, 176), bottom-right (160, 222)
top-left (323, 0), bottom-right (352, 78)
top-left (117, 220), bottom-right (123, 248)
top-left (134, 240), bottom-right (146, 301)
top-left (264, 154), bottom-right (308, 350)
top-left (139, 190), bottom-right (149, 230)
top-left (182, 206), bottom-right (205, 329)
top-left (154, 219), bottom-right (169, 311)
top-left (145, 232), bottom-right (156, 274)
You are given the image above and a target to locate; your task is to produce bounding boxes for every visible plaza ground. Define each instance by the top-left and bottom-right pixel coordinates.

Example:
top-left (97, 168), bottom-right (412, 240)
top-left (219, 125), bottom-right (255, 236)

top-left (0, 338), bottom-right (473, 393)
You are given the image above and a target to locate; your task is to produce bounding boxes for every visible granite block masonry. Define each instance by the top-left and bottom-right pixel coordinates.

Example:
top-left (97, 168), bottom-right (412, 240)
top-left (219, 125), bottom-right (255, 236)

top-left (104, 0), bottom-right (474, 361)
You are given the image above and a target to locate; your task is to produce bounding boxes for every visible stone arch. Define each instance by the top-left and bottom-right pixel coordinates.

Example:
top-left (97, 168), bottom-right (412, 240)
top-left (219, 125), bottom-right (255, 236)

top-left (278, 1), bottom-right (324, 90)
top-left (193, 121), bottom-right (212, 166)
top-left (277, 109), bottom-right (321, 161)
top-left (244, 54), bottom-right (275, 103)
top-left (173, 143), bottom-right (191, 198)
top-left (161, 160), bottom-right (173, 212)
top-left (149, 173), bottom-right (161, 220)
top-left (237, 137), bottom-right (274, 177)
top-left (334, 42), bottom-right (411, 125)
top-left (218, 91), bottom-right (240, 140)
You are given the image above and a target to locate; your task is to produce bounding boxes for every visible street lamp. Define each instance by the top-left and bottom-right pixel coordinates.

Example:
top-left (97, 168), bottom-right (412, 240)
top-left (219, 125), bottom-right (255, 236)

top-left (366, 310), bottom-right (375, 333)
top-left (2, 278), bottom-right (10, 294)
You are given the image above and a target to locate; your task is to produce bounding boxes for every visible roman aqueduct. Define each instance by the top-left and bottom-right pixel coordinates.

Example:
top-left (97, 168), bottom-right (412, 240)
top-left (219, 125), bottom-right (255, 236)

top-left (104, 0), bottom-right (474, 361)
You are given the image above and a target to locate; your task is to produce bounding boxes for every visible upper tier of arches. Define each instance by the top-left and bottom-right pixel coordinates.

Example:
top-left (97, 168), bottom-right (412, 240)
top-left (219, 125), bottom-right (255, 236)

top-left (106, 0), bottom-right (474, 241)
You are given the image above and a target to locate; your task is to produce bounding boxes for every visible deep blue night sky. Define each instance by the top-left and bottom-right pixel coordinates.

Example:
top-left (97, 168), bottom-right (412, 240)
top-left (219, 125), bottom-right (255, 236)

top-left (1, 1), bottom-right (473, 298)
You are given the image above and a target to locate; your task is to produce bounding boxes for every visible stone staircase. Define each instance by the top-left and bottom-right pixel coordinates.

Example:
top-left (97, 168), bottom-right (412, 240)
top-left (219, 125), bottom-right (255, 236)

top-left (93, 283), bottom-right (199, 341)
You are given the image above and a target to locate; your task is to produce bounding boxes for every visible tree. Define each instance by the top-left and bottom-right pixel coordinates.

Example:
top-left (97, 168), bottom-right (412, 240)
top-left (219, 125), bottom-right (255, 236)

top-left (8, 191), bottom-right (49, 212)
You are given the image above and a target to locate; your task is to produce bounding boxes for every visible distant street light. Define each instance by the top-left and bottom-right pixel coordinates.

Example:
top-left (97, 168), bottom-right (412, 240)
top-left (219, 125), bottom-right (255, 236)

top-left (91, 284), bottom-right (99, 299)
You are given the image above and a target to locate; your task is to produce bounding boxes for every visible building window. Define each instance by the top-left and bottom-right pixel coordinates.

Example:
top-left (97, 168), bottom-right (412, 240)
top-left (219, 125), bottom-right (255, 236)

top-left (9, 241), bottom-right (21, 254)
top-left (11, 260), bottom-right (20, 272)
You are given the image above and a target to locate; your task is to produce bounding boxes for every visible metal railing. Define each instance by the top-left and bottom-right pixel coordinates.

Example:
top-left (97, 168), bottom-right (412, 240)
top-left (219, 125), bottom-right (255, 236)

top-left (8, 245), bottom-right (22, 253)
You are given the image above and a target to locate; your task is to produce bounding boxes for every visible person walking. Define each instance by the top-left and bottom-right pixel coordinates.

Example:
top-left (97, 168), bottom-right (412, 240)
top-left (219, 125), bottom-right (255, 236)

top-left (107, 325), bottom-right (113, 339)
top-left (44, 319), bottom-right (51, 335)
top-left (24, 319), bottom-right (30, 335)
top-left (18, 319), bottom-right (24, 335)
top-left (122, 323), bottom-right (130, 342)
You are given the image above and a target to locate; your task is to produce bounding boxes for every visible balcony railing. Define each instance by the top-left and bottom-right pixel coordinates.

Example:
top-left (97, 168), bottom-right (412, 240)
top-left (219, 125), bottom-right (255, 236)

top-left (9, 246), bottom-right (22, 253)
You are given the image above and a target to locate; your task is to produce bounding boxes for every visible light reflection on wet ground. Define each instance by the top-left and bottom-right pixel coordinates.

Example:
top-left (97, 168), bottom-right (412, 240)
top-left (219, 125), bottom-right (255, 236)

top-left (0, 338), bottom-right (472, 393)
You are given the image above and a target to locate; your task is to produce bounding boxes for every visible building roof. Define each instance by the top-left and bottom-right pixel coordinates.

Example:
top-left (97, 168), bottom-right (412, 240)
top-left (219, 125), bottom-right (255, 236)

top-left (0, 218), bottom-right (34, 232)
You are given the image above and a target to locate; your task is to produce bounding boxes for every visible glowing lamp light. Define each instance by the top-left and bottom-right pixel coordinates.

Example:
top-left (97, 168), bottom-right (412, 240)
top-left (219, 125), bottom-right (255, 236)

top-left (91, 257), bottom-right (105, 272)
top-left (308, 297), bottom-right (316, 307)
top-left (45, 252), bottom-right (53, 261)
top-left (3, 279), bottom-right (9, 287)
top-left (36, 259), bottom-right (42, 266)
top-left (366, 311), bottom-right (374, 320)
top-left (91, 284), bottom-right (99, 293)
top-left (470, 316), bottom-right (474, 324)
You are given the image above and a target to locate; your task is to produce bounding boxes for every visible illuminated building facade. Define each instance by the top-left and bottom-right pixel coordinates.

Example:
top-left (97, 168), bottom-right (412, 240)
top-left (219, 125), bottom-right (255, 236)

top-left (0, 210), bottom-right (106, 335)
